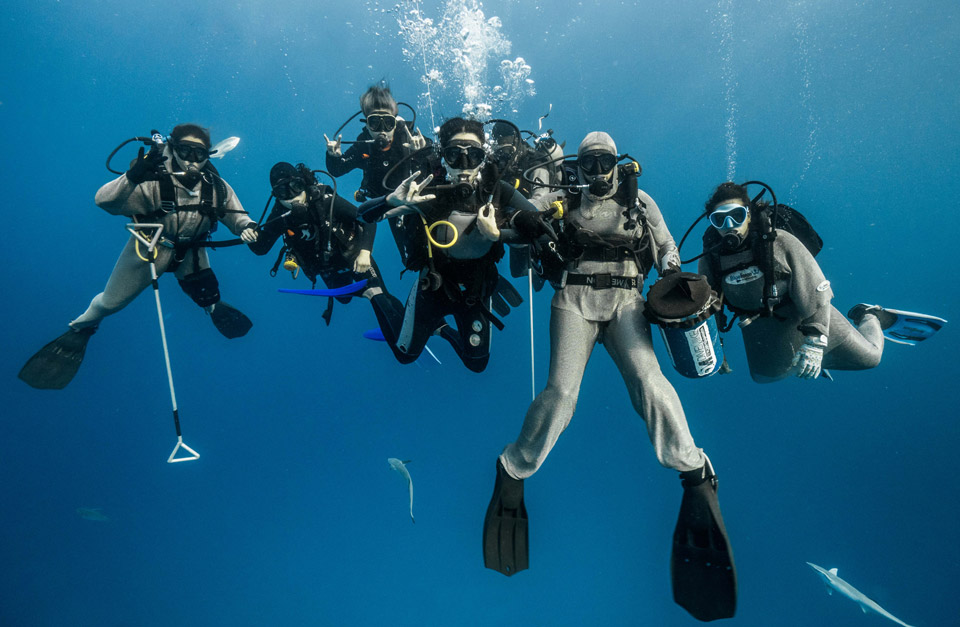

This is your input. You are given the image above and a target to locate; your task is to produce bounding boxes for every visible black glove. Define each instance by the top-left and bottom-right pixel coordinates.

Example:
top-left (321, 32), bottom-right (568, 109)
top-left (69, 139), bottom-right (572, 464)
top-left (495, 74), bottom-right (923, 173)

top-left (126, 145), bottom-right (167, 184)
top-left (512, 210), bottom-right (558, 243)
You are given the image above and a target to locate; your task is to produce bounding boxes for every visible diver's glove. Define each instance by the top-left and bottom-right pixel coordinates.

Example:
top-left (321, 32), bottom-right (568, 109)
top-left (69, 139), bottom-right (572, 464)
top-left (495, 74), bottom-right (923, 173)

top-left (792, 334), bottom-right (827, 379)
top-left (240, 226), bottom-right (258, 243)
top-left (511, 209), bottom-right (558, 243)
top-left (323, 133), bottom-right (342, 157)
top-left (398, 120), bottom-right (427, 151)
top-left (477, 203), bottom-right (501, 241)
top-left (386, 171), bottom-right (436, 207)
top-left (408, 129), bottom-right (427, 151)
top-left (353, 249), bottom-right (372, 274)
top-left (126, 145), bottom-right (167, 184)
top-left (659, 251), bottom-right (682, 276)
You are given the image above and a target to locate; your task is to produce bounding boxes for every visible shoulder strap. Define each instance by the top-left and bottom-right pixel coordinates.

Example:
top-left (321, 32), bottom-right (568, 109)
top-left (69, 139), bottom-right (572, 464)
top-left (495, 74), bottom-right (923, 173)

top-left (158, 175), bottom-right (177, 214)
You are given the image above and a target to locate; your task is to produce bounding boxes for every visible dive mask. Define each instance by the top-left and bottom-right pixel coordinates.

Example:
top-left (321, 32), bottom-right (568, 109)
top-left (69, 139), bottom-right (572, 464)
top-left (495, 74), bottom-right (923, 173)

top-left (272, 177), bottom-right (306, 201)
top-left (442, 144), bottom-right (486, 170)
top-left (364, 114), bottom-right (397, 133)
top-left (709, 203), bottom-right (749, 230)
top-left (172, 141), bottom-right (210, 163)
top-left (578, 152), bottom-right (617, 175)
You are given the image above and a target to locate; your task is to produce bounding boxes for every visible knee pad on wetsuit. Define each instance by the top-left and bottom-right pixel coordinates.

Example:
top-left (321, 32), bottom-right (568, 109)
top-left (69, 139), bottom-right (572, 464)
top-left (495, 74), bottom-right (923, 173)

top-left (178, 267), bottom-right (221, 307)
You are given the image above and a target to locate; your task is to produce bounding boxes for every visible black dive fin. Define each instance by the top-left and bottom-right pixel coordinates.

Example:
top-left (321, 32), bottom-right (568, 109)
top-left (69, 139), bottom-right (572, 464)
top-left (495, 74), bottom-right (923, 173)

top-left (18, 327), bottom-right (96, 390)
top-left (483, 460), bottom-right (528, 576)
top-left (671, 471), bottom-right (737, 621)
top-left (210, 301), bottom-right (252, 339)
top-left (496, 274), bottom-right (524, 308)
top-left (492, 292), bottom-right (510, 317)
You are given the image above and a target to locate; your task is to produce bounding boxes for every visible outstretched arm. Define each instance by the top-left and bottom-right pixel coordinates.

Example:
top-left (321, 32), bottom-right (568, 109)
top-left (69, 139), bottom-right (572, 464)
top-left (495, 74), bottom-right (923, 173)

top-left (641, 191), bottom-right (681, 273)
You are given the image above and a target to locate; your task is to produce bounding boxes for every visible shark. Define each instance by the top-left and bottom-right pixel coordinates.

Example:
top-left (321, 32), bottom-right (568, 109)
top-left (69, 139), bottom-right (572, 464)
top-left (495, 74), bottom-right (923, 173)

top-left (388, 458), bottom-right (415, 524)
top-left (807, 562), bottom-right (915, 627)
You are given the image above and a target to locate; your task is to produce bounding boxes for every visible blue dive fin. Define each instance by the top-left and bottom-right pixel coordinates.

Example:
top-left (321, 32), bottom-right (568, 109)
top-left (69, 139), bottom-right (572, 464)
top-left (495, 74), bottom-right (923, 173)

top-left (279, 279), bottom-right (368, 298)
top-left (878, 307), bottom-right (947, 346)
top-left (363, 328), bottom-right (386, 341)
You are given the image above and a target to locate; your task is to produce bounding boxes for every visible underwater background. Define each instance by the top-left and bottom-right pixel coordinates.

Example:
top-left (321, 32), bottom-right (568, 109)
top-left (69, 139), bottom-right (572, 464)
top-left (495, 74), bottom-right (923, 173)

top-left (2, 1), bottom-right (959, 625)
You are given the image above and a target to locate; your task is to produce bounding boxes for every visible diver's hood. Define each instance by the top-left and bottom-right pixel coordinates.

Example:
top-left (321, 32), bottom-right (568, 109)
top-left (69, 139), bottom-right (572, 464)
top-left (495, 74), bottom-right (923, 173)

top-left (578, 131), bottom-right (617, 156)
top-left (270, 161), bottom-right (299, 187)
top-left (577, 131), bottom-right (619, 199)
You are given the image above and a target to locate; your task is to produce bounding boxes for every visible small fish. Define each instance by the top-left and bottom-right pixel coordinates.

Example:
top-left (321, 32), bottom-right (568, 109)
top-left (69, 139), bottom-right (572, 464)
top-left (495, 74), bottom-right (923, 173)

top-left (209, 136), bottom-right (240, 158)
top-left (76, 507), bottom-right (109, 522)
top-left (388, 458), bottom-right (415, 523)
top-left (807, 562), bottom-right (915, 627)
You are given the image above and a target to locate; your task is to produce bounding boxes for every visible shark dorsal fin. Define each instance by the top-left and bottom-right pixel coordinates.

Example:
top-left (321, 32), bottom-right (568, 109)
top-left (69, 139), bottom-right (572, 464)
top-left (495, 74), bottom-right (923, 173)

top-left (829, 568), bottom-right (838, 575)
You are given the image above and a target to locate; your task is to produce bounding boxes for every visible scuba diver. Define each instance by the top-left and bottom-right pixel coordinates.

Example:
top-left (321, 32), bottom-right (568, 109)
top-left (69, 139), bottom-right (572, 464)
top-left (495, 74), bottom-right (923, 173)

top-left (489, 120), bottom-right (565, 290)
top-left (483, 132), bottom-right (737, 622)
top-left (359, 116), bottom-right (555, 373)
top-left (247, 162), bottom-right (409, 362)
top-left (324, 83), bottom-right (430, 268)
top-left (490, 120), bottom-right (563, 207)
top-left (696, 181), bottom-right (944, 382)
top-left (19, 124), bottom-right (258, 390)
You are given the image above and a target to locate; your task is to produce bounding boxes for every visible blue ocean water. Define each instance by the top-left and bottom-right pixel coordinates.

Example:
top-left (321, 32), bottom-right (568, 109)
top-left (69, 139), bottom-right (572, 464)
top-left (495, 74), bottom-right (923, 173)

top-left (2, 1), bottom-right (958, 625)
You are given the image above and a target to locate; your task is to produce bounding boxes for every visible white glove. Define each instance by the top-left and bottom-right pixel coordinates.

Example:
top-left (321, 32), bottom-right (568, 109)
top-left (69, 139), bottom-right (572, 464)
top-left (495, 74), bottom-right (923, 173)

top-left (353, 249), bottom-right (372, 274)
top-left (407, 129), bottom-right (427, 151)
top-left (792, 335), bottom-right (827, 379)
top-left (323, 133), bottom-right (342, 157)
top-left (240, 226), bottom-right (258, 243)
top-left (386, 171), bottom-right (435, 207)
top-left (476, 203), bottom-right (501, 241)
top-left (659, 250), bottom-right (681, 275)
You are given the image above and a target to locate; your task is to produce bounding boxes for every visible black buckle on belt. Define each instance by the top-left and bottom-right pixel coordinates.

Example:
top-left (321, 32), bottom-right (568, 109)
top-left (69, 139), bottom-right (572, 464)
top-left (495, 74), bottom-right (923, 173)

top-left (592, 273), bottom-right (612, 289)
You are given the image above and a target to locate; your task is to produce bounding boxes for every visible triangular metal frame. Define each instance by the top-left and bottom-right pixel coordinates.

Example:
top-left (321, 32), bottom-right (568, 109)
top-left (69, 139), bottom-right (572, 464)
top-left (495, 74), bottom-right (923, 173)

top-left (168, 436), bottom-right (200, 463)
top-left (126, 222), bottom-right (165, 251)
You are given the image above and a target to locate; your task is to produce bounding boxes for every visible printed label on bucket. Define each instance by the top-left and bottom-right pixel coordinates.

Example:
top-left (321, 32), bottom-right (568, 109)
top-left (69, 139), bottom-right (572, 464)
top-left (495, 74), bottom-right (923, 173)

top-left (686, 322), bottom-right (717, 376)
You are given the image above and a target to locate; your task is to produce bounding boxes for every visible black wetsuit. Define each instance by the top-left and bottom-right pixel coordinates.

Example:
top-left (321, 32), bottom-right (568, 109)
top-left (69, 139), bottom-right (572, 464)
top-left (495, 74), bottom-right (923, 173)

top-left (392, 180), bottom-right (537, 373)
top-left (248, 184), bottom-right (408, 360)
top-left (326, 128), bottom-right (434, 269)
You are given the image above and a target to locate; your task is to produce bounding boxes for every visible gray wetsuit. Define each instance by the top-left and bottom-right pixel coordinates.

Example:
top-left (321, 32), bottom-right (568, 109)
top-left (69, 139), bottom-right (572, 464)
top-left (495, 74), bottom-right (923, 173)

top-left (71, 155), bottom-right (254, 329)
top-left (500, 188), bottom-right (707, 479)
top-left (699, 230), bottom-right (883, 382)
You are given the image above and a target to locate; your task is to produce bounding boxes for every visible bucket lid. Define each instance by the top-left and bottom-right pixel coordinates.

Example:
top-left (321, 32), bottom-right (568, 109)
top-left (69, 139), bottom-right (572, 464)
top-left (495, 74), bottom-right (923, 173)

top-left (645, 272), bottom-right (720, 323)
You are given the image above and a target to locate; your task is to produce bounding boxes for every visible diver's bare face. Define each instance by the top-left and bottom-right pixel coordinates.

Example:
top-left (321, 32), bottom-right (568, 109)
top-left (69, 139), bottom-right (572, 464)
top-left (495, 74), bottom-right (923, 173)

top-left (278, 190), bottom-right (307, 209)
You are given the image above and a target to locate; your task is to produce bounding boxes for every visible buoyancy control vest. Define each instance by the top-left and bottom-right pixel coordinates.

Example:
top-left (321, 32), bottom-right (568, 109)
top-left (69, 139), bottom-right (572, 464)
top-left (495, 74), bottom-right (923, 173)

top-left (535, 163), bottom-right (654, 282)
top-left (703, 202), bottom-right (822, 318)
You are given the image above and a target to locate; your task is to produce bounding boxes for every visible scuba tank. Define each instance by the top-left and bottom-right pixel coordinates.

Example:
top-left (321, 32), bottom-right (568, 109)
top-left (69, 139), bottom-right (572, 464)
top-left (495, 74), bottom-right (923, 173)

top-left (643, 272), bottom-right (724, 378)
